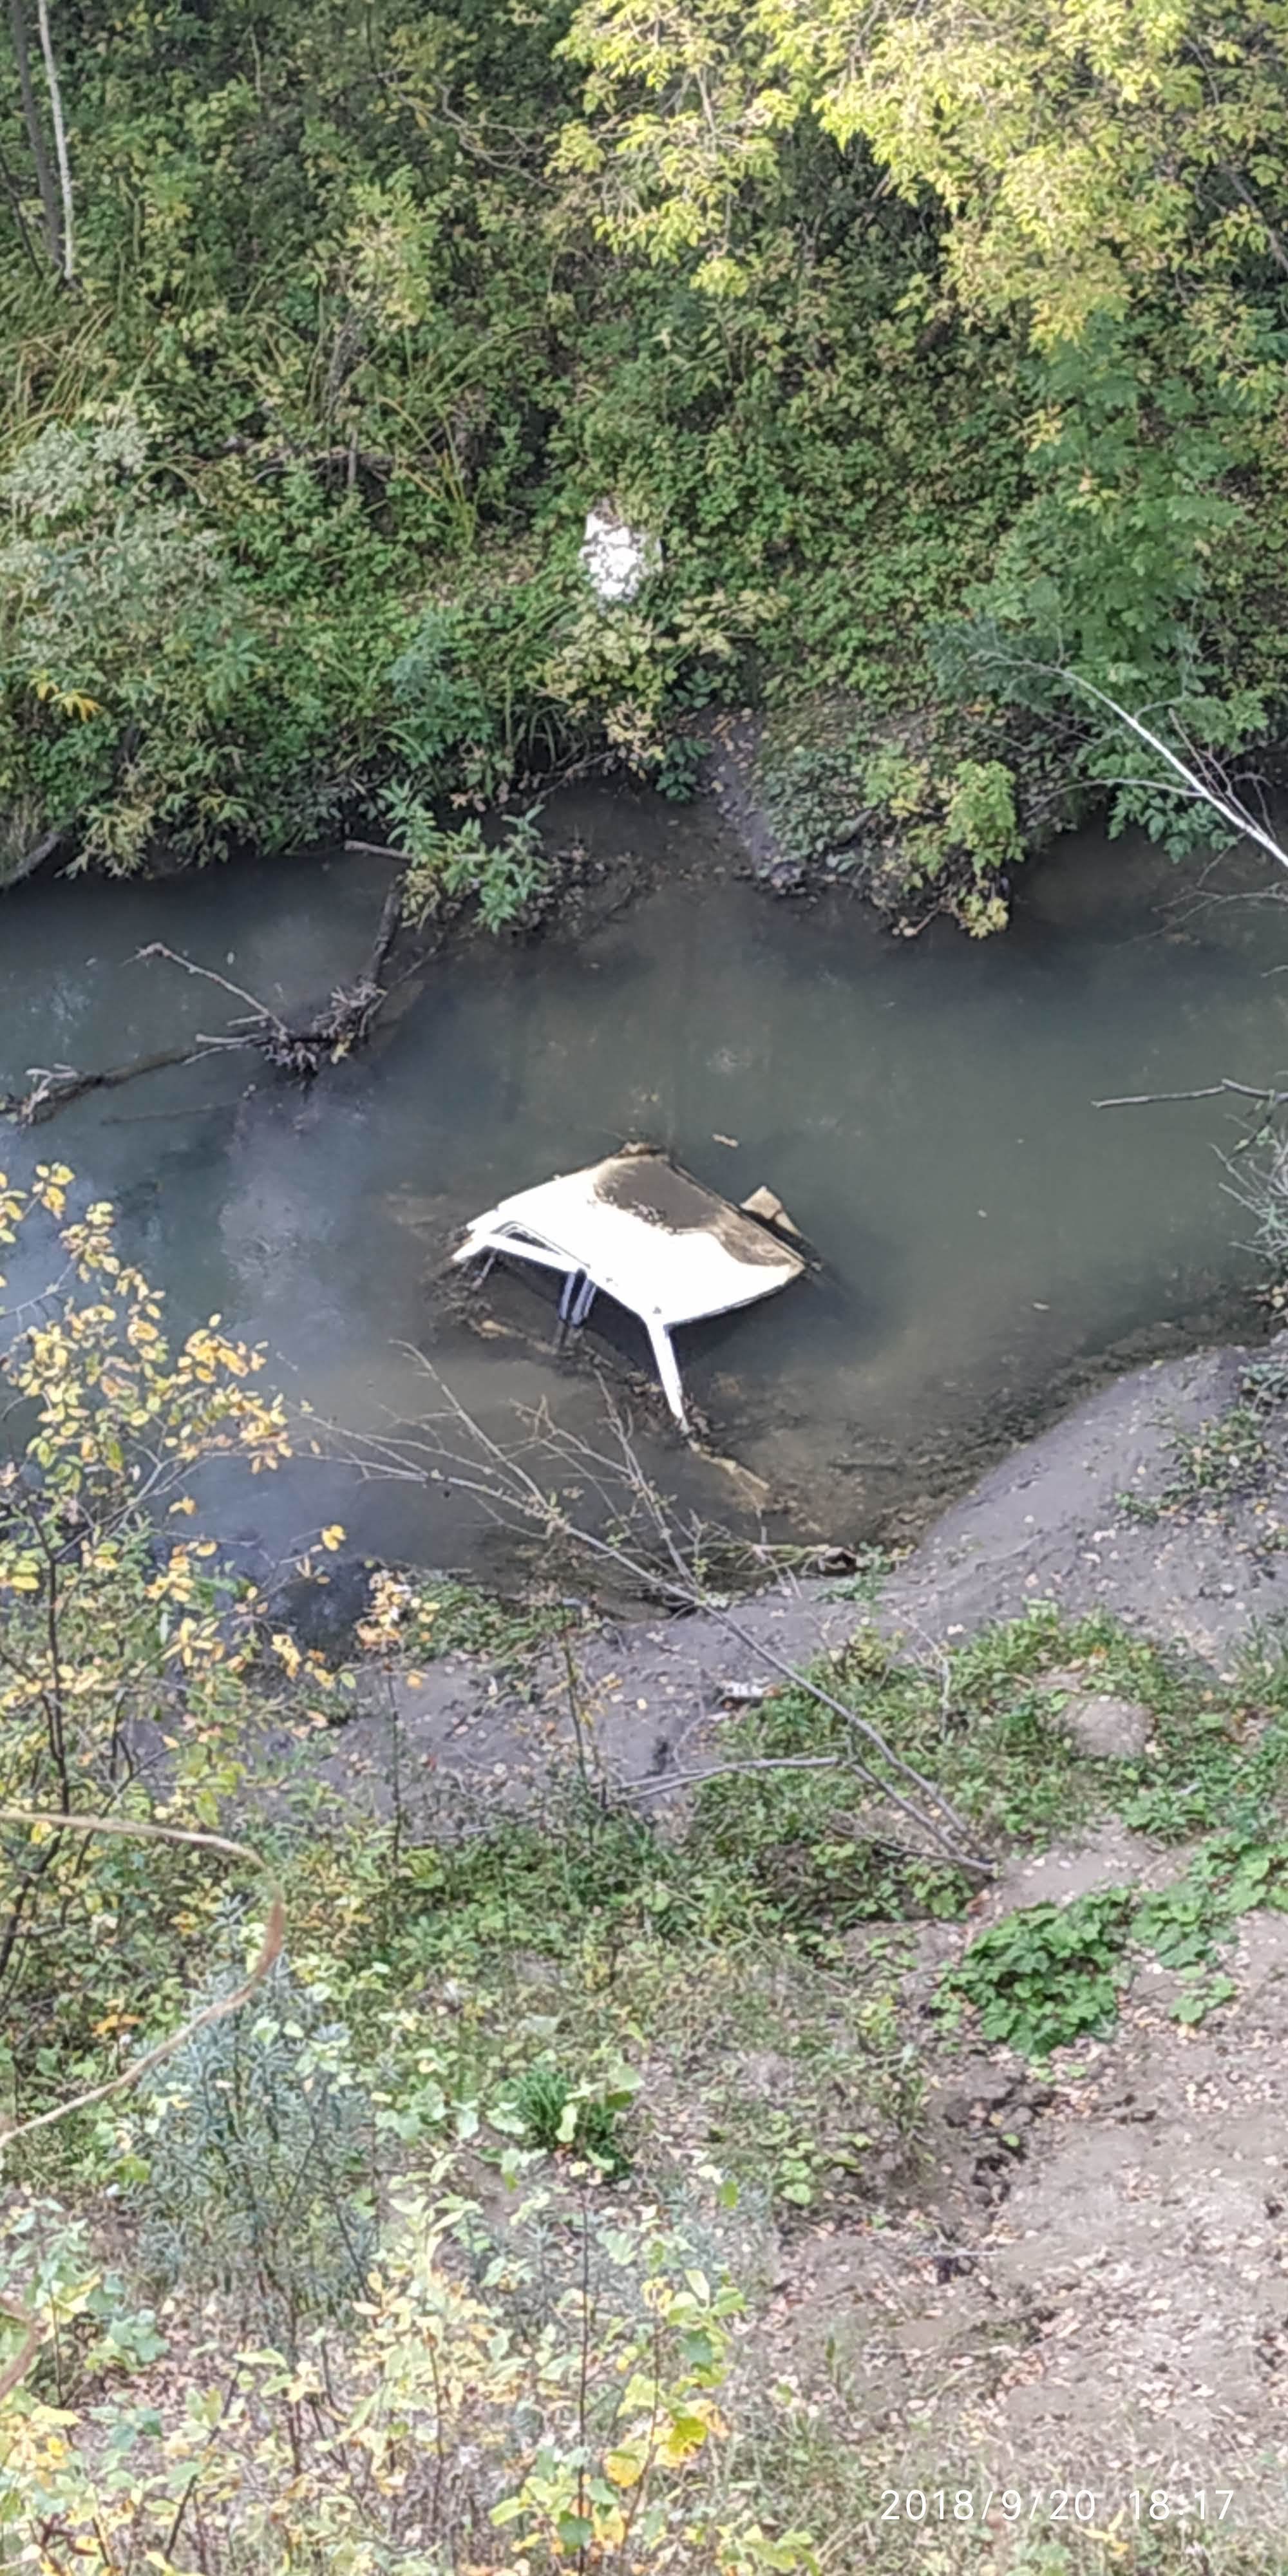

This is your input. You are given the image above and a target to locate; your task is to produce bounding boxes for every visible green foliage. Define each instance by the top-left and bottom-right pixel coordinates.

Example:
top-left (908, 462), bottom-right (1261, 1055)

top-left (1121, 1402), bottom-right (1270, 1522)
top-left (512, 2058), bottom-right (634, 2172)
top-left (137, 1963), bottom-right (377, 2352)
top-left (0, 413), bottom-right (261, 869)
top-left (946, 1888), bottom-right (1135, 2058)
top-left (0, 1168), bottom-right (294, 2156)
top-left (4, 0), bottom-right (1285, 896)
top-left (858, 741), bottom-right (1023, 931)
top-left (935, 319), bottom-right (1278, 862)
top-left (387, 790), bottom-right (554, 934)
top-left (949, 1826), bottom-right (1288, 2060)
top-left (0, 2195), bottom-right (165, 2405)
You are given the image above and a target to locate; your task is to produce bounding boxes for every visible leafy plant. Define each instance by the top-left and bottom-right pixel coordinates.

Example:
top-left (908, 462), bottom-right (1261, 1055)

top-left (513, 2058), bottom-right (634, 2173)
top-left (0, 1167), bottom-right (296, 2153)
top-left (949, 1824), bottom-right (1288, 2060)
top-left (137, 1963), bottom-right (377, 2353)
top-left (0, 2195), bottom-right (165, 2404)
top-left (387, 787), bottom-right (553, 933)
top-left (1121, 1403), bottom-right (1269, 1523)
top-left (0, 413), bottom-right (262, 869)
top-left (945, 1888), bottom-right (1135, 2058)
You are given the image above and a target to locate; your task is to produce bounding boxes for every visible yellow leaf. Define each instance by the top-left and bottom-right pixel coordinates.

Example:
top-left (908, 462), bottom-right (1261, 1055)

top-left (604, 2449), bottom-right (645, 2490)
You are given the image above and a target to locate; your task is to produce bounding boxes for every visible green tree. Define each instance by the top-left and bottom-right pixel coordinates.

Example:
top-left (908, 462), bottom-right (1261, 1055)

top-left (0, 1162), bottom-right (294, 2134)
top-left (0, 414), bottom-right (261, 869)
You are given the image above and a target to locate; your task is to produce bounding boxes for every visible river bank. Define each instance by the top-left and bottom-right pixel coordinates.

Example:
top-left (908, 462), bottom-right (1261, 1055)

top-left (302, 1332), bottom-right (1288, 1817)
top-left (10, 1166), bottom-right (1288, 2557)
top-left (271, 1335), bottom-right (1288, 2526)
top-left (137, 1331), bottom-right (1267, 2537)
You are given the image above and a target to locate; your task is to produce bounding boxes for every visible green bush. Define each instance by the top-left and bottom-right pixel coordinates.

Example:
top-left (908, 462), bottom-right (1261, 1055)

top-left (945, 1889), bottom-right (1135, 2058)
top-left (512, 2060), bottom-right (634, 2173)
top-left (137, 1962), bottom-right (377, 2354)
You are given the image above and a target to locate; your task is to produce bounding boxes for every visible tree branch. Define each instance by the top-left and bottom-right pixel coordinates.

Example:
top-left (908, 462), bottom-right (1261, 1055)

top-left (1094, 1078), bottom-right (1288, 1111)
top-left (0, 1811), bottom-right (283, 2152)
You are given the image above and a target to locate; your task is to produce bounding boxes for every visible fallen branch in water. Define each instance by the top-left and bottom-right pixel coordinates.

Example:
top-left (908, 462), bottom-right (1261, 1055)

top-left (1095, 1078), bottom-right (1288, 1112)
top-left (345, 836), bottom-right (410, 862)
top-left (1, 1041), bottom-right (235, 1124)
top-left (2, 869), bottom-right (409, 1124)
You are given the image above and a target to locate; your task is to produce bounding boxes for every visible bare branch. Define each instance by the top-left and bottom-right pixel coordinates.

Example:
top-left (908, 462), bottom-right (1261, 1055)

top-left (0, 1810), bottom-right (283, 2151)
top-left (6, 0), bottom-right (59, 267)
top-left (323, 1372), bottom-right (995, 1879)
top-left (136, 942), bottom-right (286, 1030)
top-left (628, 1753), bottom-right (844, 1795)
top-left (1095, 1079), bottom-right (1288, 1111)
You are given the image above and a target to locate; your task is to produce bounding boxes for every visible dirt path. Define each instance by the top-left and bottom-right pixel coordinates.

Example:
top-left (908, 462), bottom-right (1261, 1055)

top-left (772, 1871), bottom-right (1288, 2526)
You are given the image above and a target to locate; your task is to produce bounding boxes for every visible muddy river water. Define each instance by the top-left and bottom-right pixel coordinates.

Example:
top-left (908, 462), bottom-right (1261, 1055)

top-left (3, 790), bottom-right (1288, 1581)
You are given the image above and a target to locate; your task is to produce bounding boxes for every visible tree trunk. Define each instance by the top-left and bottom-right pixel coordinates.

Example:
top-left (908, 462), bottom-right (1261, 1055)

top-left (33, 0), bottom-right (71, 281)
top-left (6, 0), bottom-right (61, 269)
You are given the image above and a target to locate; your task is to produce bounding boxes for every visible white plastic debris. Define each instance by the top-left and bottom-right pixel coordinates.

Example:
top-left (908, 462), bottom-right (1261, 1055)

top-left (578, 505), bottom-right (659, 605)
top-left (453, 1146), bottom-right (804, 1430)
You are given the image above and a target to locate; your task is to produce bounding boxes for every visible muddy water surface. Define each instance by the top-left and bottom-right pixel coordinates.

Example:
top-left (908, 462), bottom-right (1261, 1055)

top-left (3, 793), bottom-right (1287, 1577)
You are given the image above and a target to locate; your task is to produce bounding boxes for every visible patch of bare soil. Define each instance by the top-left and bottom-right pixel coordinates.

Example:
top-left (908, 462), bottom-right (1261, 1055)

top-left (300, 1335), bottom-right (1288, 1833)
top-left (770, 1826), bottom-right (1288, 2528)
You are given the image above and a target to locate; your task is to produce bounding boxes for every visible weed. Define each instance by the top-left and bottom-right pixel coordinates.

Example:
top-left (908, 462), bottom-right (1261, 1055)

top-left (0, 2197), bottom-right (165, 2405)
top-left (1242, 1348), bottom-right (1288, 1409)
top-left (1170, 1967), bottom-right (1237, 2024)
top-left (654, 732), bottom-right (706, 799)
top-left (1121, 1403), bottom-right (1269, 1522)
top-left (735, 2410), bottom-right (1287, 2576)
top-left (944, 1888), bottom-right (1135, 2058)
top-left (389, 792), bottom-right (554, 935)
top-left (822, 1548), bottom-right (895, 1606)
top-left (948, 1827), bottom-right (1288, 2060)
top-left (359, 1570), bottom-right (585, 1674)
top-left (137, 1961), bottom-right (378, 2354)
top-left (512, 2059), bottom-right (634, 2174)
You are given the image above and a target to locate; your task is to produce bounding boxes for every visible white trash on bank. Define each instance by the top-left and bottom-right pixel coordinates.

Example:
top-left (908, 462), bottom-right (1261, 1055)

top-left (578, 506), bottom-right (659, 605)
top-left (453, 1145), bottom-right (805, 1428)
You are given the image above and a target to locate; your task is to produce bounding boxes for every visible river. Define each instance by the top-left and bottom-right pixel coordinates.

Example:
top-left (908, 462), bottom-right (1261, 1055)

top-left (3, 788), bottom-right (1287, 1584)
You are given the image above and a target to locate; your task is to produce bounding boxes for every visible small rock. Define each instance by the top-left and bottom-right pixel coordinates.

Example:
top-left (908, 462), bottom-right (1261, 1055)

top-left (1045, 1681), bottom-right (1153, 1759)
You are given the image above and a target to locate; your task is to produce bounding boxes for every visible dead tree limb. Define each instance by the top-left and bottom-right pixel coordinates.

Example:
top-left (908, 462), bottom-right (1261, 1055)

top-left (1, 1043), bottom-right (236, 1126)
top-left (2, 872), bottom-right (412, 1128)
top-left (137, 922), bottom-right (403, 1073)
top-left (631, 1754), bottom-right (844, 1794)
top-left (326, 1372), bottom-right (996, 1880)
top-left (1095, 1079), bottom-right (1288, 1112)
top-left (33, 0), bottom-right (71, 282)
top-left (6, 0), bottom-right (60, 270)
top-left (0, 1810), bottom-right (283, 2151)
